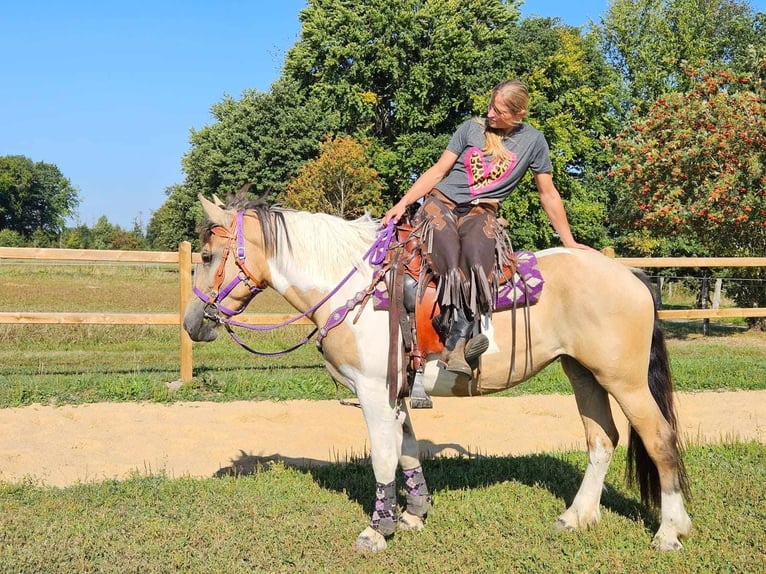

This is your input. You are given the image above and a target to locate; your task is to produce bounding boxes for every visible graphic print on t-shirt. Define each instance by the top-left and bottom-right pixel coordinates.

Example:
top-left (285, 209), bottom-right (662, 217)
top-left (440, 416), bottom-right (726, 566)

top-left (465, 146), bottom-right (518, 196)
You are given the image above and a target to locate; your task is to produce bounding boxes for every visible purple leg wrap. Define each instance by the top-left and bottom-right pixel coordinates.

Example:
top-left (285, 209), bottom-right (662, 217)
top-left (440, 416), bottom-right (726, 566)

top-left (370, 481), bottom-right (397, 536)
top-left (403, 466), bottom-right (432, 518)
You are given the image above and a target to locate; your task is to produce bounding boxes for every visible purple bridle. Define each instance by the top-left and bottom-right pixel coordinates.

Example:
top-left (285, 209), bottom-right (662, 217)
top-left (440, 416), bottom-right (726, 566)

top-left (193, 210), bottom-right (267, 318)
top-left (194, 209), bottom-right (395, 357)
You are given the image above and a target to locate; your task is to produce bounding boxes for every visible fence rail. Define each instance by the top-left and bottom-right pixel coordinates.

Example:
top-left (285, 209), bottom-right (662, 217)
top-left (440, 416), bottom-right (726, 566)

top-left (1, 244), bottom-right (764, 381)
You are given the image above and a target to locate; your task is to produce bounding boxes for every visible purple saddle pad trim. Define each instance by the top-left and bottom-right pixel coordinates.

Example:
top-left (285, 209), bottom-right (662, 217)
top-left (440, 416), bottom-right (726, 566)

top-left (373, 250), bottom-right (544, 311)
top-left (493, 251), bottom-right (543, 310)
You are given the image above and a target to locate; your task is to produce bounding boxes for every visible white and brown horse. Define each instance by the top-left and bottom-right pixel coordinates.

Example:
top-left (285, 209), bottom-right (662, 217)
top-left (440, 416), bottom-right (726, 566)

top-left (183, 195), bottom-right (692, 552)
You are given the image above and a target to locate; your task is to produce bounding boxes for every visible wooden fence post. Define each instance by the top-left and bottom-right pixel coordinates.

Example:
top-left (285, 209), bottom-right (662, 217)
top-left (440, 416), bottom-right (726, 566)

top-left (178, 241), bottom-right (194, 382)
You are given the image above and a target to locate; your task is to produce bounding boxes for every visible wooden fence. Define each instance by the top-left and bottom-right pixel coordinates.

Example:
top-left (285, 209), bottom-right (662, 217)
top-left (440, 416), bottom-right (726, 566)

top-left (1, 244), bottom-right (764, 382)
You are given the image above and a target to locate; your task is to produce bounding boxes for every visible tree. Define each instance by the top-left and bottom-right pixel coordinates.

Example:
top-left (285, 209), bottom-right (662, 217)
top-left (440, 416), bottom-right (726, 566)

top-left (610, 66), bottom-right (765, 255)
top-left (494, 19), bottom-right (620, 249)
top-left (599, 0), bottom-right (764, 111)
top-left (285, 136), bottom-right (384, 218)
top-left (182, 77), bottom-right (337, 203)
top-left (0, 155), bottom-right (79, 239)
top-left (284, 0), bottom-right (521, 142)
top-left (609, 66), bottom-right (766, 315)
top-left (146, 184), bottom-right (203, 251)
top-left (0, 229), bottom-right (24, 247)
top-left (283, 0), bottom-right (522, 202)
top-left (60, 224), bottom-right (92, 249)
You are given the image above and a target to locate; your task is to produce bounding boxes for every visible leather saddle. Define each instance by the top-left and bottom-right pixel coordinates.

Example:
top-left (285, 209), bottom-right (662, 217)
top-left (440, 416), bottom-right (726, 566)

top-left (379, 221), bottom-right (526, 405)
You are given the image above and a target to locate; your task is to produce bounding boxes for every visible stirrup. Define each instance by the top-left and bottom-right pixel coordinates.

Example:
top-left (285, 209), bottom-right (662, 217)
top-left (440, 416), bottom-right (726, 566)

top-left (409, 369), bottom-right (433, 409)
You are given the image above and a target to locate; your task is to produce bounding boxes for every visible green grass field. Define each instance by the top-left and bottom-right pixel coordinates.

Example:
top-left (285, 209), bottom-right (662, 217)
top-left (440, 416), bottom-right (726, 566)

top-left (1, 262), bottom-right (765, 406)
top-left (0, 442), bottom-right (763, 572)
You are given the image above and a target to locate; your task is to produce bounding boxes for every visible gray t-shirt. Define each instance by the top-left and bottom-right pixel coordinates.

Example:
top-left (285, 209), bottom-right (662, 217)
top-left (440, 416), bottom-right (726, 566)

top-left (435, 119), bottom-right (552, 204)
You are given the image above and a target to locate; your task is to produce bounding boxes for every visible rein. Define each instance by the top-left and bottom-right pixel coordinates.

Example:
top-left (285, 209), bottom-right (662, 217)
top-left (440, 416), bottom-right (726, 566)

top-left (195, 210), bottom-right (395, 357)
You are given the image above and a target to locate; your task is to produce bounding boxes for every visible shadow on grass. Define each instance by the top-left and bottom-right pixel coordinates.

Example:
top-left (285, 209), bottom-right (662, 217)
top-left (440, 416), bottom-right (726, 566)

top-left (661, 319), bottom-right (748, 340)
top-left (213, 444), bottom-right (656, 533)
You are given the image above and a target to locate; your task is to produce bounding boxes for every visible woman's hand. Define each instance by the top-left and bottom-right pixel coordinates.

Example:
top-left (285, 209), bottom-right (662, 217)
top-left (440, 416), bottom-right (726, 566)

top-left (382, 202), bottom-right (407, 226)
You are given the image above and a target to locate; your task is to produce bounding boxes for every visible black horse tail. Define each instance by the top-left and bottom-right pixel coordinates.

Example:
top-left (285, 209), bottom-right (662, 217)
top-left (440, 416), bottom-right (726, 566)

top-left (626, 270), bottom-right (690, 508)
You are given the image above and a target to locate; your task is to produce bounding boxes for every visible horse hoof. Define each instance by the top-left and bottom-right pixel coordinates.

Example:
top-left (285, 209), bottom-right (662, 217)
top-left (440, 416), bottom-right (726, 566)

top-left (652, 535), bottom-right (684, 551)
top-left (554, 517), bottom-right (576, 532)
top-left (353, 526), bottom-right (388, 553)
top-left (398, 511), bottom-right (425, 532)
top-left (652, 521), bottom-right (689, 551)
top-left (652, 526), bottom-right (686, 551)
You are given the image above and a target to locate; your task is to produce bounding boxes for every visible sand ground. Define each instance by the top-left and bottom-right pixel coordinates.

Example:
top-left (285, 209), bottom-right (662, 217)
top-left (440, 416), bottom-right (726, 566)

top-left (0, 390), bottom-right (763, 487)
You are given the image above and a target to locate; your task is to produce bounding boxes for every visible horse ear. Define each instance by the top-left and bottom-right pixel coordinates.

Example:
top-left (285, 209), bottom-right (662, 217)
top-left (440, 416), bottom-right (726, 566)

top-left (212, 194), bottom-right (225, 207)
top-left (199, 194), bottom-right (231, 227)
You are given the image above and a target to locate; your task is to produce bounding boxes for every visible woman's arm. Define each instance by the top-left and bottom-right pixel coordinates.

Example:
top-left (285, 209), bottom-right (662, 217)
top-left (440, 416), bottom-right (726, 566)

top-left (382, 150), bottom-right (459, 224)
top-left (534, 172), bottom-right (593, 250)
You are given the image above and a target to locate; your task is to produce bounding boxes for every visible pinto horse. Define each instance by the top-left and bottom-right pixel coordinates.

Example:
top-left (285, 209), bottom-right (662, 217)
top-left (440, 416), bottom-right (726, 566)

top-left (183, 195), bottom-right (691, 553)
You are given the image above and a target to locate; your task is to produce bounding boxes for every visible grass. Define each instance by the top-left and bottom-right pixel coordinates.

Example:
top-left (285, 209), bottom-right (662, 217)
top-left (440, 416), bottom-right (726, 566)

top-left (0, 441), bottom-right (763, 572)
top-left (1, 261), bottom-right (765, 406)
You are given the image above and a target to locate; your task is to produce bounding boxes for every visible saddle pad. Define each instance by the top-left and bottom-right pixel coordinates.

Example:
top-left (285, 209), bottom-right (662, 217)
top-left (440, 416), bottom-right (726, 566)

top-left (494, 251), bottom-right (543, 310)
top-left (372, 250), bottom-right (544, 311)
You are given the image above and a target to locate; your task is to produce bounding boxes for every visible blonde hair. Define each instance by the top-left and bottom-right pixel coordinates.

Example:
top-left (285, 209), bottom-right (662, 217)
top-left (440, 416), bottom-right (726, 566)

top-left (482, 80), bottom-right (529, 160)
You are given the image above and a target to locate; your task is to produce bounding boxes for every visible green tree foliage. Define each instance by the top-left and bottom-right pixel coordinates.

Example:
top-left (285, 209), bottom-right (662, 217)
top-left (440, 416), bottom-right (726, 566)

top-left (181, 77), bottom-right (337, 202)
top-left (281, 2), bottom-right (618, 249)
top-left (157, 77), bottom-right (337, 246)
top-left (599, 0), bottom-right (764, 111)
top-left (60, 225), bottom-right (92, 249)
top-left (609, 66), bottom-right (766, 315)
top-left (283, 0), bottom-right (524, 202)
top-left (0, 229), bottom-right (24, 247)
top-left (0, 155), bottom-right (79, 239)
top-left (146, 184), bottom-right (202, 251)
top-left (495, 19), bottom-right (620, 249)
top-left (284, 0), bottom-right (521, 141)
top-left (610, 66), bottom-right (765, 257)
top-left (284, 136), bottom-right (384, 218)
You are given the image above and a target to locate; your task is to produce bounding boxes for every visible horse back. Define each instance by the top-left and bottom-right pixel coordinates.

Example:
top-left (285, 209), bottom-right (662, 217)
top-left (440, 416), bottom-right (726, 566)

top-left (439, 248), bottom-right (656, 396)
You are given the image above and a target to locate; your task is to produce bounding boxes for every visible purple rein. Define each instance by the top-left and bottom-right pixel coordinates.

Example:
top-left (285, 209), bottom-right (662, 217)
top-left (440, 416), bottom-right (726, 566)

top-left (194, 212), bottom-right (395, 357)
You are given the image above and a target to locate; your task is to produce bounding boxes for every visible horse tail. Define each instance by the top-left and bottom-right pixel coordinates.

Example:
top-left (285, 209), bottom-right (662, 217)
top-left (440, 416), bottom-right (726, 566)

top-left (626, 270), bottom-right (690, 508)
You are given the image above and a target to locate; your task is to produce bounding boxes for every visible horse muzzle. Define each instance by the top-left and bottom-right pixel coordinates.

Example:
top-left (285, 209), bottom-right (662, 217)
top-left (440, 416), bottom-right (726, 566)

top-left (183, 300), bottom-right (220, 342)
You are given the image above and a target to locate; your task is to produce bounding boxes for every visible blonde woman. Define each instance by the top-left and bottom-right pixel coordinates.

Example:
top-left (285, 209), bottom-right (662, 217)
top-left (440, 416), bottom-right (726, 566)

top-left (383, 80), bottom-right (591, 375)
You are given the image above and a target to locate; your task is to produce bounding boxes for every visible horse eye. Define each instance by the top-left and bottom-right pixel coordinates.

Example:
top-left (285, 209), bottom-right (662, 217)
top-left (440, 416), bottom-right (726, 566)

top-left (201, 250), bottom-right (212, 264)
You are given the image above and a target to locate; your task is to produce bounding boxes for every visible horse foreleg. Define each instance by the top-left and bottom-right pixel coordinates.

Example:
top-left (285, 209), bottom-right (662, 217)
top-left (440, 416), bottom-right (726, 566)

top-left (397, 403), bottom-right (431, 532)
top-left (352, 377), bottom-right (405, 553)
top-left (557, 357), bottom-right (619, 532)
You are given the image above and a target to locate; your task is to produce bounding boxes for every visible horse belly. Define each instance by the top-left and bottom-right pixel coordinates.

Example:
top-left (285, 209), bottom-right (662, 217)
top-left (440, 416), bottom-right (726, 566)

top-left (420, 304), bottom-right (558, 397)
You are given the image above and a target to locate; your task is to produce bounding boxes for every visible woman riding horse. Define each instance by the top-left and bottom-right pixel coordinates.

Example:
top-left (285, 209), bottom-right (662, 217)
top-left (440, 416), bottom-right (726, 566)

top-left (383, 80), bottom-right (593, 376)
top-left (184, 194), bottom-right (691, 553)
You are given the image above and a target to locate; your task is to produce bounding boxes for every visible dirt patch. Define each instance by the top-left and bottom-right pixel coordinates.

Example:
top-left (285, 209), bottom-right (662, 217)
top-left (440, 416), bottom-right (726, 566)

top-left (0, 391), bottom-right (763, 487)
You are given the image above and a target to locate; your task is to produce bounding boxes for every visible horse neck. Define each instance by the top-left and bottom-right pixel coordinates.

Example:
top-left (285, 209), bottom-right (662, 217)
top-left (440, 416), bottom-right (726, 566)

top-left (267, 251), bottom-right (373, 322)
top-left (262, 210), bottom-right (379, 319)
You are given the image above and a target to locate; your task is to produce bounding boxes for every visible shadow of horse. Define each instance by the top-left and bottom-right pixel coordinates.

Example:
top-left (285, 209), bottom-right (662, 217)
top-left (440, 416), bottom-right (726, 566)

top-left (213, 440), bottom-right (657, 533)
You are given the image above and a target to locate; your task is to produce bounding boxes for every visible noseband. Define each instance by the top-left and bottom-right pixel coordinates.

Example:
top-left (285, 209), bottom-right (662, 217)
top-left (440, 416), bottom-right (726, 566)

top-left (193, 210), bottom-right (267, 318)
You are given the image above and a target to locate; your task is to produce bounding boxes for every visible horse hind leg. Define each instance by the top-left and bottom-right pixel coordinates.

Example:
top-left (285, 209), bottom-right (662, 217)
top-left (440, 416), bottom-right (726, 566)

top-left (616, 320), bottom-right (691, 550)
top-left (556, 356), bottom-right (620, 532)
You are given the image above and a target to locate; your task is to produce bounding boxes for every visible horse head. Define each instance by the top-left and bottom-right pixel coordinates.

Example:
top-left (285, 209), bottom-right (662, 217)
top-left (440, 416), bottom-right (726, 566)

top-left (183, 194), bottom-right (273, 342)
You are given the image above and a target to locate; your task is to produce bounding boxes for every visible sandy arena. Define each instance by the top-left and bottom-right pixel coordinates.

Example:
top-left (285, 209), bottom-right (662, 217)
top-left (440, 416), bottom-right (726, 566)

top-left (0, 390), bottom-right (763, 487)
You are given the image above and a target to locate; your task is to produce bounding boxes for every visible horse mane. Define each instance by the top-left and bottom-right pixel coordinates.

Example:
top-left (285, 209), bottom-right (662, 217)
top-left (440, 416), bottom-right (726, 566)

top-left (222, 188), bottom-right (381, 283)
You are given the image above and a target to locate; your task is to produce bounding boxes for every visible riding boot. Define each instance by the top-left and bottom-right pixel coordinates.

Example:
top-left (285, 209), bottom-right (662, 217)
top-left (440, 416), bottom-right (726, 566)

top-left (440, 310), bottom-right (474, 376)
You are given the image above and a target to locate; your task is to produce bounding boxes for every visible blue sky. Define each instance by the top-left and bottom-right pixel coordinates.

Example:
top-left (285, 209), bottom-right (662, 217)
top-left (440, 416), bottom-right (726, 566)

top-left (1, 1), bottom-right (763, 229)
